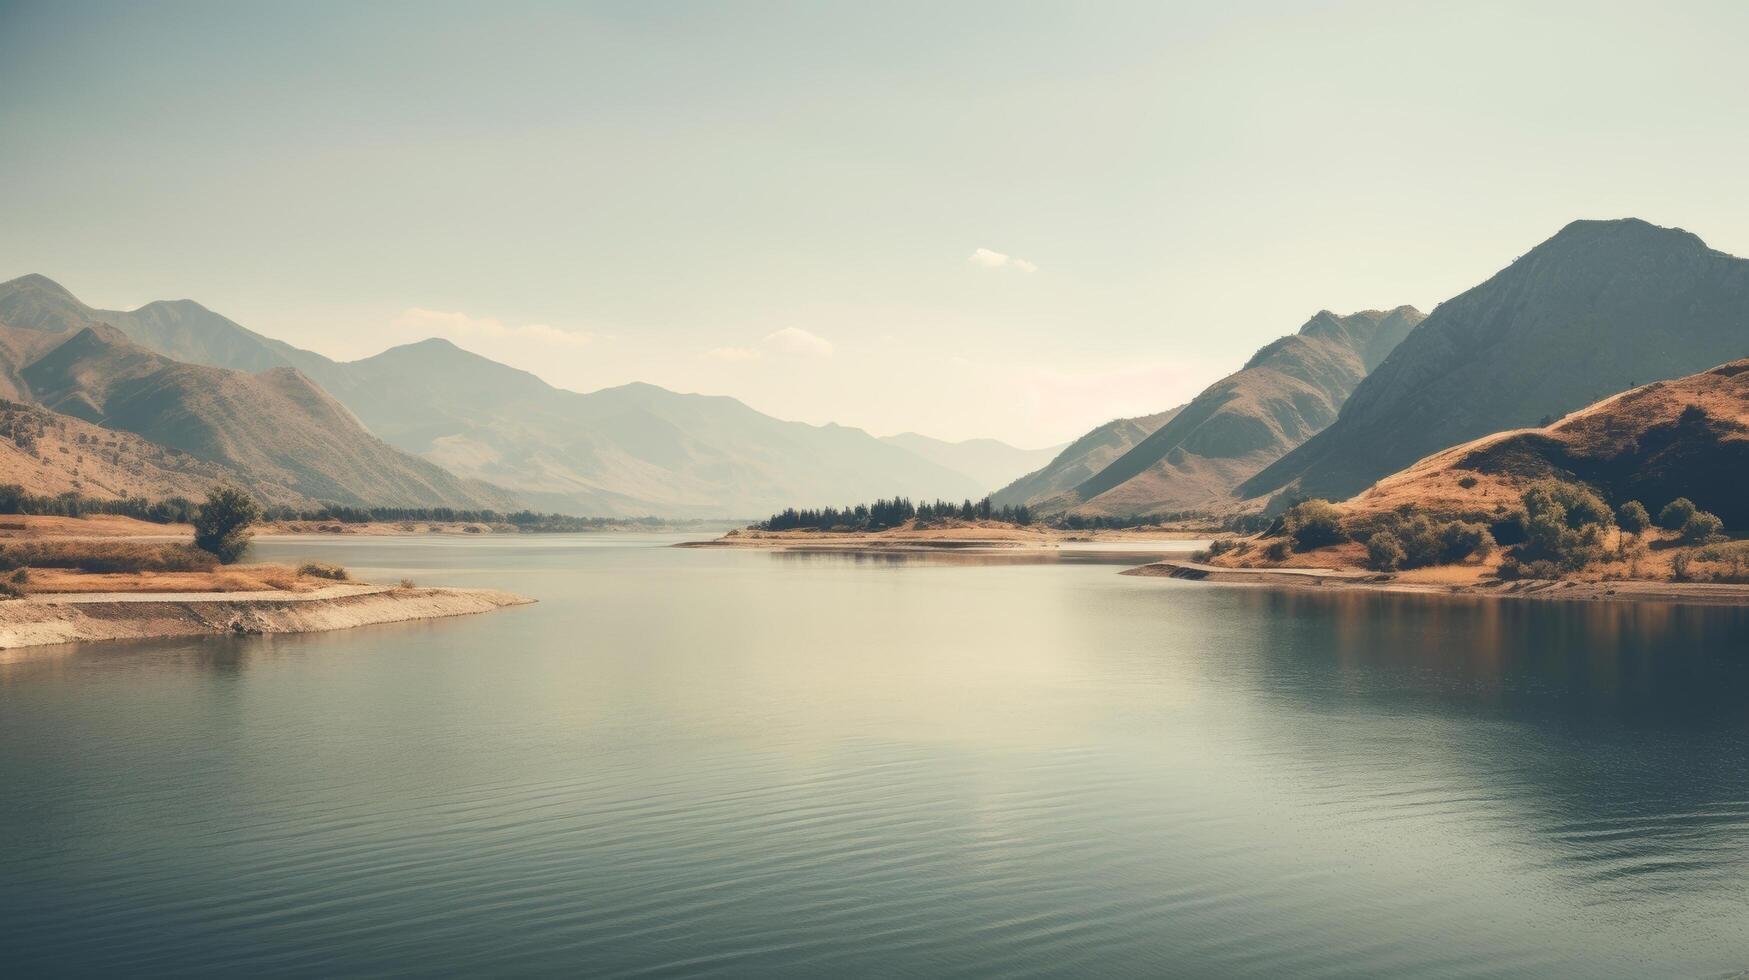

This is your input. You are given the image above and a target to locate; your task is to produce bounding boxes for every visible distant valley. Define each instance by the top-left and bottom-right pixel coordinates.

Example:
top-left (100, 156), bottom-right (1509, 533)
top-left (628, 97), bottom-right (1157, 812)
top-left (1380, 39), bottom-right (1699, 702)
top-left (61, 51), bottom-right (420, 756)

top-left (0, 275), bottom-right (1050, 516)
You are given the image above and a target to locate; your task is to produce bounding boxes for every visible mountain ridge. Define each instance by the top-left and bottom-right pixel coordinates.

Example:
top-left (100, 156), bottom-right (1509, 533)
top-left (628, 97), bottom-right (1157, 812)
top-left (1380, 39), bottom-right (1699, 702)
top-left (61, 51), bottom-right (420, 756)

top-left (1241, 218), bottom-right (1749, 505)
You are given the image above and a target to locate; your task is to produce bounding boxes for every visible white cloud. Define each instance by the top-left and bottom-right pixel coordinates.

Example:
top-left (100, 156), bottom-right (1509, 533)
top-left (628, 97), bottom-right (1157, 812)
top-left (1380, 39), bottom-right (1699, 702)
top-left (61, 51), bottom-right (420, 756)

top-left (968, 247), bottom-right (1037, 273)
top-left (762, 326), bottom-right (834, 357)
top-left (393, 307), bottom-right (593, 348)
top-left (704, 346), bottom-right (761, 362)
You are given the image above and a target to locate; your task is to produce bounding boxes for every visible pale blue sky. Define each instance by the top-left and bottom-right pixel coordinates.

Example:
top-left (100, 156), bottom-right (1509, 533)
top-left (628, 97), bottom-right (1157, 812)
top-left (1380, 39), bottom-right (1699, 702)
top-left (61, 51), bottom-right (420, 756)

top-left (4, 1), bottom-right (1747, 446)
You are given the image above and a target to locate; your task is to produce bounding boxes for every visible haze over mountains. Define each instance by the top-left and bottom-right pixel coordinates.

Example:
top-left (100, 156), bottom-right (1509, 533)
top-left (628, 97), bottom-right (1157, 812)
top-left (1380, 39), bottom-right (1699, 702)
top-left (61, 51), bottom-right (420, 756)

top-left (5, 216), bottom-right (1745, 523)
top-left (1242, 219), bottom-right (1749, 505)
top-left (0, 275), bottom-right (512, 508)
top-left (0, 274), bottom-right (1046, 516)
top-left (997, 306), bottom-right (1424, 516)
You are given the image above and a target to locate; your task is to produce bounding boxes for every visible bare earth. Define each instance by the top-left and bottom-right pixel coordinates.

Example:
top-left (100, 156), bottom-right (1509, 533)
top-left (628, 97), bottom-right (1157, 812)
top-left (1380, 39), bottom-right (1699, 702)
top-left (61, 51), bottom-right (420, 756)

top-left (0, 515), bottom-right (536, 650)
top-left (0, 584), bottom-right (532, 652)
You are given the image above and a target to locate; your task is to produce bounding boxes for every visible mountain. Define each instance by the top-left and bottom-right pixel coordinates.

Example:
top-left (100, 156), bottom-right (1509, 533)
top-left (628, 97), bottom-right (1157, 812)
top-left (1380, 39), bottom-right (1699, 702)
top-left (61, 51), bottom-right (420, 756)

top-left (990, 407), bottom-right (1183, 509)
top-left (1242, 219), bottom-right (1749, 506)
top-left (3, 275), bottom-right (995, 517)
top-left (878, 433), bottom-right (1063, 495)
top-left (995, 305), bottom-right (1423, 516)
top-left (329, 339), bottom-right (987, 517)
top-left (0, 277), bottom-right (516, 509)
top-left (1351, 359), bottom-right (1749, 529)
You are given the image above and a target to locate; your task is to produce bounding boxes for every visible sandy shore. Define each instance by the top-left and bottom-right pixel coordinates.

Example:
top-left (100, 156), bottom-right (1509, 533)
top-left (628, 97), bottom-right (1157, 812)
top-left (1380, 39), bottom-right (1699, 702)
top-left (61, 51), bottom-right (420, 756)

top-left (0, 584), bottom-right (534, 651)
top-left (1125, 560), bottom-right (1749, 607)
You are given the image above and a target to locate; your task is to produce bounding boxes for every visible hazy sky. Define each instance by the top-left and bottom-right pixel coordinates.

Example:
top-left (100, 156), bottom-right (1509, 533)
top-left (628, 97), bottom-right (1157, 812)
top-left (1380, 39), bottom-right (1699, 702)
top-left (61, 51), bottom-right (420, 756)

top-left (4, 1), bottom-right (1748, 447)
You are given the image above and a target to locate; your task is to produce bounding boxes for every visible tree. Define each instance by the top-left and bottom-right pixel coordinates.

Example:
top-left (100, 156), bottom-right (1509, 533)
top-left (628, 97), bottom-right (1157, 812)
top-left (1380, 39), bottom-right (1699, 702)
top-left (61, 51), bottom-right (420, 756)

top-left (1680, 510), bottom-right (1725, 544)
top-left (1617, 500), bottom-right (1651, 535)
top-left (193, 485), bottom-right (261, 564)
top-left (1365, 531), bottom-right (1406, 571)
top-left (1282, 499), bottom-right (1345, 551)
top-left (1659, 497), bottom-right (1697, 531)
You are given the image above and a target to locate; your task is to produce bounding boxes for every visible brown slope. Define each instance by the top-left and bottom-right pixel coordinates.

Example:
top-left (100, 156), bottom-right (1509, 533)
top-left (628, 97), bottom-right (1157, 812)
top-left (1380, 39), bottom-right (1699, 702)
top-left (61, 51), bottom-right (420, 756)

top-left (1049, 306), bottom-right (1423, 516)
top-left (1350, 360), bottom-right (1749, 529)
top-left (0, 398), bottom-right (301, 503)
top-left (1243, 218), bottom-right (1749, 506)
top-left (0, 273), bottom-right (517, 508)
top-left (0, 323), bottom-right (517, 509)
top-left (989, 407), bottom-right (1184, 510)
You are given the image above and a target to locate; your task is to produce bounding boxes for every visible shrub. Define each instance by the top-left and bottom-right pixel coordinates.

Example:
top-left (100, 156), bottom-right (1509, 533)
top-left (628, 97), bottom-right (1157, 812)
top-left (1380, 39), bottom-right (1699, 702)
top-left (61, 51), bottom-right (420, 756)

top-left (399, 577), bottom-right (416, 589)
top-left (1207, 539), bottom-right (1237, 557)
top-left (1496, 556), bottom-right (1523, 581)
top-left (1522, 559), bottom-right (1561, 580)
top-left (1439, 521), bottom-right (1496, 563)
top-left (1264, 539), bottom-right (1290, 562)
top-left (1365, 531), bottom-right (1406, 571)
top-left (1525, 480), bottom-right (1613, 530)
top-left (297, 561), bottom-right (349, 581)
top-left (1517, 481), bottom-right (1610, 570)
top-left (1457, 475), bottom-right (1479, 489)
top-left (1659, 497), bottom-right (1697, 531)
top-left (1680, 510), bottom-right (1725, 544)
top-left (1282, 499), bottom-right (1345, 551)
top-left (193, 485), bottom-right (261, 564)
top-left (1616, 500), bottom-right (1651, 535)
top-left (10, 567), bottom-right (27, 584)
top-left (1398, 517), bottom-right (1444, 569)
top-left (1672, 550), bottom-right (1693, 582)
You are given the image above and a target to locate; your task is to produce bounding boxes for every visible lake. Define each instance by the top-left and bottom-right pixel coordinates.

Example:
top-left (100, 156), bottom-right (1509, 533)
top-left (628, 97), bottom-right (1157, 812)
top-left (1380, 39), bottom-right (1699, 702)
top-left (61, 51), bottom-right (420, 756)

top-left (3, 534), bottom-right (1749, 978)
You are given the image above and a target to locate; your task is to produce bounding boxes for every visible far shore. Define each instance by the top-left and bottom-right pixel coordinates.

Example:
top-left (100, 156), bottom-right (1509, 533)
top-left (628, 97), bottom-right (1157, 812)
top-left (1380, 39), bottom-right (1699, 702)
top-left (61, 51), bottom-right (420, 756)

top-left (1127, 559), bottom-right (1749, 607)
top-left (679, 521), bottom-right (1215, 551)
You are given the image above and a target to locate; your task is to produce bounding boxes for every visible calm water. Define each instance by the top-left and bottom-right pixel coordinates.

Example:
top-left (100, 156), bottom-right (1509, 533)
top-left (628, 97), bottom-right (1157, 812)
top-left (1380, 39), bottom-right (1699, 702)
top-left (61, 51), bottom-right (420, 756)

top-left (4, 535), bottom-right (1749, 978)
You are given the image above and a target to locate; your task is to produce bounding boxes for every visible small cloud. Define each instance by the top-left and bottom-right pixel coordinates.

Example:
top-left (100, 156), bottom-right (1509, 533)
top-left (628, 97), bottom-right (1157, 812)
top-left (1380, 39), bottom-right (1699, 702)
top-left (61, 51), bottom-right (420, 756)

top-left (704, 346), bottom-right (761, 362)
top-left (968, 247), bottom-right (1037, 273)
top-left (394, 307), bottom-right (592, 348)
top-left (762, 326), bottom-right (834, 358)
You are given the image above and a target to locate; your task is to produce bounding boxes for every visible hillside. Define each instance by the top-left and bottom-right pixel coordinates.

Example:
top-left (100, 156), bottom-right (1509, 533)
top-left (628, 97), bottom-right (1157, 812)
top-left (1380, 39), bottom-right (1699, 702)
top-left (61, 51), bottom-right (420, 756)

top-left (335, 339), bottom-right (987, 517)
top-left (879, 433), bottom-right (1062, 494)
top-left (0, 278), bottom-right (518, 509)
top-left (1242, 219), bottom-right (1749, 505)
top-left (0, 398), bottom-right (292, 503)
top-left (990, 407), bottom-right (1183, 509)
top-left (996, 306), bottom-right (1422, 516)
top-left (1350, 359), bottom-right (1749, 529)
top-left (2, 275), bottom-right (996, 517)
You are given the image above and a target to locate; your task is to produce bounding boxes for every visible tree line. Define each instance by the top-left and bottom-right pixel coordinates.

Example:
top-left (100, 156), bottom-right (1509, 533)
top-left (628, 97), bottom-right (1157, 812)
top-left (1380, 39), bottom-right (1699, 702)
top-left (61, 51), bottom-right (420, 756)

top-left (0, 485), bottom-right (675, 533)
top-left (761, 495), bottom-right (1035, 531)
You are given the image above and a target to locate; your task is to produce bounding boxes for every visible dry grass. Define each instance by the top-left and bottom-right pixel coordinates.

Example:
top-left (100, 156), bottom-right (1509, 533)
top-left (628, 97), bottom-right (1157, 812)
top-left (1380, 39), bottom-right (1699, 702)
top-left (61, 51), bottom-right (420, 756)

top-left (22, 564), bottom-right (326, 594)
top-left (0, 539), bottom-right (218, 573)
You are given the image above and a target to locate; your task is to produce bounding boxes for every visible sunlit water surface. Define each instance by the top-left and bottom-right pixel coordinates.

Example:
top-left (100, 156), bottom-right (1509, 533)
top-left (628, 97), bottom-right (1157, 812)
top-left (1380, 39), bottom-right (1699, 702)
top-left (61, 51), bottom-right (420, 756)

top-left (4, 534), bottom-right (1749, 978)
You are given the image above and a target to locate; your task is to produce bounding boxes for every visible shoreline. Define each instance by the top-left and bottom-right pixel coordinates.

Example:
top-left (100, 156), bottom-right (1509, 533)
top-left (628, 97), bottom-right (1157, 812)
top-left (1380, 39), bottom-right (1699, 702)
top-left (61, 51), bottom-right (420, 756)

top-left (0, 584), bottom-right (534, 652)
top-left (679, 525), bottom-right (1213, 552)
top-left (1124, 560), bottom-right (1749, 607)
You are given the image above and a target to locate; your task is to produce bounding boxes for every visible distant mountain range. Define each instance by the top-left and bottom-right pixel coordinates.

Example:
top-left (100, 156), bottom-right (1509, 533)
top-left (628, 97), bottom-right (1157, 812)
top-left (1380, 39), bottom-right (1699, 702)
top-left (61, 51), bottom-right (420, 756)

top-left (0, 274), bottom-right (1046, 516)
top-left (0, 276), bottom-right (513, 508)
top-left (996, 306), bottom-right (1423, 516)
top-left (878, 433), bottom-right (1063, 496)
top-left (8, 216), bottom-right (1742, 522)
top-left (1241, 219), bottom-right (1749, 505)
top-left (994, 217), bottom-right (1749, 520)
